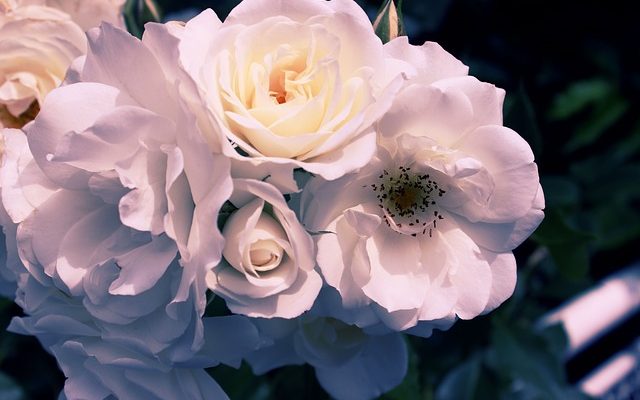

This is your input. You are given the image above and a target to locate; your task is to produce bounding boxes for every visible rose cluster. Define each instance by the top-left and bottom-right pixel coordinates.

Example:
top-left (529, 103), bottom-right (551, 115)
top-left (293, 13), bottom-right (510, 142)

top-left (0, 0), bottom-right (544, 399)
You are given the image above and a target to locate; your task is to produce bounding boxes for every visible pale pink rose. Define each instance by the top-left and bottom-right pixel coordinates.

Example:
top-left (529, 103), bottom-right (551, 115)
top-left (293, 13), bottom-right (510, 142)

top-left (247, 314), bottom-right (408, 400)
top-left (173, 0), bottom-right (408, 182)
top-left (303, 64), bottom-right (544, 332)
top-left (206, 178), bottom-right (322, 318)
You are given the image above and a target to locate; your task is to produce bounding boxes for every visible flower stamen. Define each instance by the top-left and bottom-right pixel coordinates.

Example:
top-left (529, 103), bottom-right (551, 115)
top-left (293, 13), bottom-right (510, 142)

top-left (371, 165), bottom-right (445, 237)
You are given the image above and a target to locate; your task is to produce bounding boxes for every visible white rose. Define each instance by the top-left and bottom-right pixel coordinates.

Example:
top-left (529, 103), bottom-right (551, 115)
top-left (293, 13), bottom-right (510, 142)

top-left (206, 178), bottom-right (322, 318)
top-left (0, 0), bottom-right (124, 129)
top-left (303, 48), bottom-right (544, 332)
top-left (175, 0), bottom-right (406, 181)
top-left (246, 314), bottom-right (408, 400)
top-left (0, 23), bottom-right (256, 395)
top-left (9, 271), bottom-right (260, 399)
top-left (0, 2), bottom-right (85, 128)
top-left (31, 0), bottom-right (126, 31)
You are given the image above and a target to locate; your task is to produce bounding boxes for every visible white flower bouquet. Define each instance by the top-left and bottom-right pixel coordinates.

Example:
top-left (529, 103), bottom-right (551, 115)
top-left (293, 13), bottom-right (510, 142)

top-left (0, 0), bottom-right (544, 398)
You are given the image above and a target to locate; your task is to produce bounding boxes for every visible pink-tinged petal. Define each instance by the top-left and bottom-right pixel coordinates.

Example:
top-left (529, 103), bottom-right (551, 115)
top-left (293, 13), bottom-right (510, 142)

top-left (418, 229), bottom-right (458, 321)
top-left (233, 178), bottom-right (316, 272)
top-left (432, 76), bottom-right (505, 128)
top-left (212, 258), bottom-right (297, 299)
top-left (378, 84), bottom-right (474, 148)
top-left (362, 230), bottom-right (428, 312)
top-left (83, 23), bottom-right (175, 118)
top-left (108, 234), bottom-right (177, 296)
top-left (384, 37), bottom-right (469, 84)
top-left (481, 249), bottom-right (517, 314)
top-left (452, 186), bottom-right (544, 252)
top-left (219, 268), bottom-right (322, 318)
top-left (405, 317), bottom-right (457, 338)
top-left (125, 368), bottom-right (229, 400)
top-left (116, 148), bottom-right (169, 235)
top-left (225, 0), bottom-right (337, 26)
top-left (199, 315), bottom-right (261, 367)
top-left (245, 318), bottom-right (304, 373)
top-left (372, 305), bottom-right (420, 332)
top-left (302, 171), bottom-right (374, 232)
top-left (52, 105), bottom-right (174, 173)
top-left (0, 128), bottom-right (58, 223)
top-left (455, 125), bottom-right (535, 173)
top-left (25, 82), bottom-right (122, 189)
top-left (344, 206), bottom-right (382, 237)
top-left (438, 223), bottom-right (493, 320)
top-left (316, 217), bottom-right (371, 309)
top-left (17, 190), bottom-right (102, 289)
top-left (454, 125), bottom-right (539, 222)
top-left (315, 333), bottom-right (407, 400)
top-left (178, 9), bottom-right (222, 76)
top-left (312, 287), bottom-right (379, 328)
top-left (56, 202), bottom-right (122, 293)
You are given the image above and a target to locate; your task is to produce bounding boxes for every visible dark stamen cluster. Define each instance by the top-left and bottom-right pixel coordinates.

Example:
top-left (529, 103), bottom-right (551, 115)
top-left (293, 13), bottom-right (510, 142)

top-left (368, 166), bottom-right (445, 237)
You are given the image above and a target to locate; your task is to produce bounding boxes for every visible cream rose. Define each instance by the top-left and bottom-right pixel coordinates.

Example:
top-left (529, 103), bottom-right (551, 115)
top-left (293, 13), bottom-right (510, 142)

top-left (206, 178), bottom-right (322, 318)
top-left (176, 0), bottom-right (405, 181)
top-left (0, 0), bottom-right (124, 129)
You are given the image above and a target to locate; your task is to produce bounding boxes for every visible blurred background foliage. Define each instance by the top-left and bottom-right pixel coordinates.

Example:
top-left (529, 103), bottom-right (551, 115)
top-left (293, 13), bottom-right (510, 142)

top-left (1, 0), bottom-right (639, 398)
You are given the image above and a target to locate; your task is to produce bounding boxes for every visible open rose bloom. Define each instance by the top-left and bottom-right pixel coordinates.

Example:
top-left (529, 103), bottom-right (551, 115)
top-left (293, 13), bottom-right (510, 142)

top-left (0, 0), bottom-right (544, 399)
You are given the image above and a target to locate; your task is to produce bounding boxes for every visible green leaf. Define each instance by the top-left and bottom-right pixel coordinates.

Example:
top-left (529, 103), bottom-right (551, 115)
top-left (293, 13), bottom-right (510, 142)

top-left (539, 176), bottom-right (580, 210)
top-left (435, 354), bottom-right (482, 400)
top-left (504, 83), bottom-right (543, 158)
top-left (373, 0), bottom-right (405, 44)
top-left (124, 0), bottom-right (162, 38)
top-left (0, 372), bottom-right (24, 400)
top-left (565, 96), bottom-right (628, 152)
top-left (532, 209), bottom-right (594, 279)
top-left (208, 362), bottom-right (269, 400)
top-left (532, 209), bottom-right (594, 247)
top-left (549, 79), bottom-right (613, 120)
top-left (489, 320), bottom-right (585, 400)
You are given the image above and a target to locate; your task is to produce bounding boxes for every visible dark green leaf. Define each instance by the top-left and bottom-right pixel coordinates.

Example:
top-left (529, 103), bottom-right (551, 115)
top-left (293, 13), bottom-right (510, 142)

top-left (539, 176), bottom-right (580, 209)
top-left (565, 97), bottom-right (628, 152)
top-left (124, 0), bottom-right (163, 38)
top-left (0, 372), bottom-right (24, 400)
top-left (549, 79), bottom-right (613, 120)
top-left (435, 354), bottom-right (482, 400)
top-left (504, 83), bottom-right (543, 158)
top-left (208, 362), bottom-right (269, 400)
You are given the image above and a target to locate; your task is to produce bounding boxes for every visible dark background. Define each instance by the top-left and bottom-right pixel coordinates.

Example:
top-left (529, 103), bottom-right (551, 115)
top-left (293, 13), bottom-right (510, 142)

top-left (1, 0), bottom-right (638, 398)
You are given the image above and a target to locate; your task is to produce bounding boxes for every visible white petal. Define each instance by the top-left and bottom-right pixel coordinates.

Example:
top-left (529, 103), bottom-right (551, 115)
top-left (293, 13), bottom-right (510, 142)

top-left (384, 37), bottom-right (469, 84)
top-left (0, 128), bottom-right (58, 223)
top-left (25, 82), bottom-right (121, 189)
top-left (455, 125), bottom-right (539, 222)
top-left (362, 229), bottom-right (428, 312)
top-left (83, 23), bottom-right (175, 118)
top-left (481, 249), bottom-right (517, 314)
top-left (315, 333), bottom-right (407, 400)
top-left (108, 234), bottom-right (177, 295)
top-left (439, 223), bottom-right (493, 320)
top-left (199, 315), bottom-right (261, 367)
